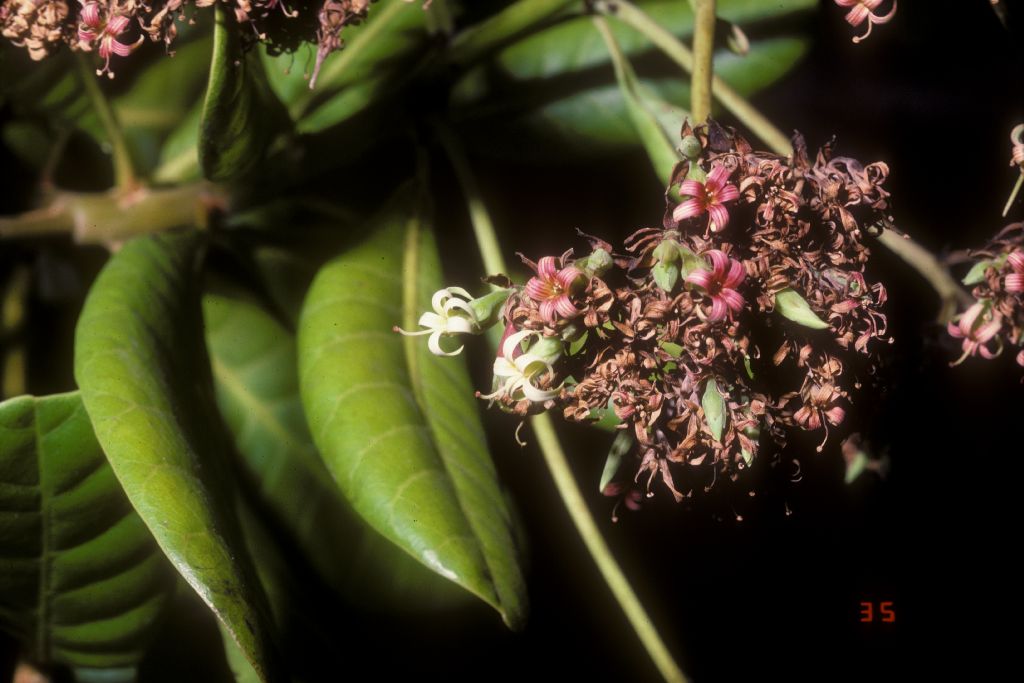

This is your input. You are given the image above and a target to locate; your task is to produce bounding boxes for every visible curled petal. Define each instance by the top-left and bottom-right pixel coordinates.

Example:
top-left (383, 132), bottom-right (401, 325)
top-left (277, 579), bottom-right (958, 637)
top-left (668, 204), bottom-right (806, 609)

top-left (1007, 250), bottom-right (1024, 274)
top-left (525, 277), bottom-right (555, 302)
top-left (554, 295), bottom-right (580, 320)
top-left (537, 256), bottom-right (558, 281)
top-left (106, 14), bottom-right (131, 34)
top-left (978, 341), bottom-right (1002, 360)
top-left (706, 250), bottom-right (729, 277)
top-left (724, 258), bottom-right (746, 288)
top-left (1005, 273), bottom-right (1024, 294)
top-left (554, 266), bottom-right (583, 291)
top-left (709, 297), bottom-right (727, 322)
top-left (707, 203), bottom-right (730, 232)
top-left (706, 165), bottom-right (732, 190)
top-left (947, 320), bottom-right (965, 339)
top-left (501, 329), bottom-right (535, 360)
top-left (872, 0), bottom-right (897, 24)
top-left (539, 299), bottom-right (557, 324)
top-left (684, 269), bottom-right (713, 290)
top-left (80, 2), bottom-right (101, 27)
top-left (672, 198), bottom-right (705, 223)
top-left (1017, 349), bottom-right (1024, 367)
top-left (678, 179), bottom-right (705, 198)
top-left (974, 319), bottom-right (1002, 344)
top-left (716, 183), bottom-right (740, 203)
top-left (427, 330), bottom-right (463, 357)
top-left (720, 288), bottom-right (745, 313)
top-left (825, 406), bottom-right (846, 426)
top-left (958, 301), bottom-right (985, 334)
top-left (845, 4), bottom-right (869, 26)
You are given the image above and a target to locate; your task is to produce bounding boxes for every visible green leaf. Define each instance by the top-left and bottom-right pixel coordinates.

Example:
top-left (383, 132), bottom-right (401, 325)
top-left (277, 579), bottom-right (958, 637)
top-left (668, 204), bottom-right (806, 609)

top-left (701, 378), bottom-right (726, 442)
top-left (0, 392), bottom-right (176, 671)
top-left (774, 287), bottom-right (831, 330)
top-left (599, 432), bottom-right (634, 493)
top-left (74, 232), bottom-right (282, 681)
top-left (452, 0), bottom-right (814, 158)
top-left (200, 6), bottom-right (285, 182)
top-left (263, 0), bottom-right (430, 132)
top-left (962, 258), bottom-right (1002, 286)
top-left (594, 16), bottom-right (683, 184)
top-left (298, 183), bottom-right (527, 629)
top-left (651, 260), bottom-right (681, 293)
top-left (203, 291), bottom-right (467, 612)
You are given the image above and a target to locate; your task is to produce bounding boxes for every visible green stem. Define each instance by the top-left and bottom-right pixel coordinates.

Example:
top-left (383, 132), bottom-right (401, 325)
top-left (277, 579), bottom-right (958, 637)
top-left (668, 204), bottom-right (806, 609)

top-left (690, 0), bottom-right (716, 123)
top-left (447, 0), bottom-right (577, 66)
top-left (1003, 172), bottom-right (1023, 218)
top-left (592, 0), bottom-right (791, 154)
top-left (74, 54), bottom-right (136, 192)
top-left (440, 130), bottom-right (688, 683)
top-left (433, 125), bottom-right (506, 278)
top-left (531, 414), bottom-right (687, 683)
top-left (0, 183), bottom-right (220, 245)
top-left (2, 265), bottom-right (30, 399)
top-left (593, 0), bottom-right (969, 321)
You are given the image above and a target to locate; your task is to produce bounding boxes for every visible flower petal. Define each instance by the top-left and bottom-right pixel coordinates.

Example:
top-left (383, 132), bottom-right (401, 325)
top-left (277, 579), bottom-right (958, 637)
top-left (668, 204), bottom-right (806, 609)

top-left (672, 198), bottom-right (705, 223)
top-left (716, 183), bottom-right (740, 203)
top-left (1007, 250), bottom-right (1024, 274)
top-left (724, 258), bottom-right (746, 288)
top-left (708, 203), bottom-right (730, 232)
top-left (554, 295), bottom-right (580, 319)
top-left (554, 266), bottom-right (584, 291)
top-left (537, 256), bottom-right (558, 281)
top-left (539, 299), bottom-right (558, 324)
top-left (678, 179), bottom-right (705, 198)
top-left (107, 15), bottom-right (131, 34)
top-left (684, 269), bottom-right (712, 290)
top-left (721, 288), bottom-right (745, 313)
top-left (1005, 273), bottom-right (1024, 294)
top-left (706, 250), bottom-right (729, 277)
top-left (525, 277), bottom-right (555, 302)
top-left (428, 330), bottom-right (463, 357)
top-left (709, 297), bottom-right (727, 322)
top-left (80, 2), bottom-right (100, 26)
top-left (706, 165), bottom-right (731, 190)
top-left (502, 329), bottom-right (534, 360)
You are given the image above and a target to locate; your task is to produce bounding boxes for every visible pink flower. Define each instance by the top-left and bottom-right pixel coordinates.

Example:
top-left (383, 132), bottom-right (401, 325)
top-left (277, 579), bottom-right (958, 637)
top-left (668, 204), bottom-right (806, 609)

top-left (685, 250), bottom-right (746, 322)
top-left (525, 256), bottom-right (585, 324)
top-left (672, 165), bottom-right (740, 232)
top-left (947, 301), bottom-right (1002, 366)
top-left (77, 1), bottom-right (143, 78)
top-left (1005, 250), bottom-right (1024, 294)
top-left (835, 0), bottom-right (897, 44)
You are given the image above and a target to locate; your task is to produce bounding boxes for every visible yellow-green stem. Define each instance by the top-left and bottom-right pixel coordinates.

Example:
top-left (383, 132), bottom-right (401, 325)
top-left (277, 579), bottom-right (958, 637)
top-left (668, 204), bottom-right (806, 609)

top-left (74, 54), bottom-right (136, 192)
top-left (594, 0), bottom-right (968, 321)
top-left (690, 0), bottom-right (716, 123)
top-left (439, 130), bottom-right (688, 683)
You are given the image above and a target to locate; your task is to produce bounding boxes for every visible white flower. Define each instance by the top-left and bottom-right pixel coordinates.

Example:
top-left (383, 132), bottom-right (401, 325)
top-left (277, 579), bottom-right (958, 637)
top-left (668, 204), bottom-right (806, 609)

top-left (479, 329), bottom-right (562, 403)
top-left (395, 287), bottom-right (479, 356)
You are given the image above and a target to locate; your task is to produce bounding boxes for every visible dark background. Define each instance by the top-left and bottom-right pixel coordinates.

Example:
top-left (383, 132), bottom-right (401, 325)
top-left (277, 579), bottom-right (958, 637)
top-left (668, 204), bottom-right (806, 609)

top-left (2, 1), bottom-right (1022, 681)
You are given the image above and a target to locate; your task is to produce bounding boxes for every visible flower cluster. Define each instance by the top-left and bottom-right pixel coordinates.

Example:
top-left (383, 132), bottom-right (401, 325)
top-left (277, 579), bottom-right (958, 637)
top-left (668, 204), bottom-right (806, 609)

top-left (403, 121), bottom-right (893, 515)
top-left (949, 223), bottom-right (1024, 368)
top-left (0, 0), bottom-right (378, 80)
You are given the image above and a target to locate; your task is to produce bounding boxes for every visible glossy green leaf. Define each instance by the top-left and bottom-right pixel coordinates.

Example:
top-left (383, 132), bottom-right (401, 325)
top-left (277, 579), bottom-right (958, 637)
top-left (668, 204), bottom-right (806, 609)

top-left (74, 232), bottom-right (282, 681)
top-left (203, 291), bottom-right (466, 611)
top-left (200, 6), bottom-right (284, 182)
top-left (0, 392), bottom-right (176, 671)
top-left (701, 378), bottom-right (726, 442)
top-left (774, 287), bottom-right (831, 330)
top-left (298, 184), bottom-right (527, 629)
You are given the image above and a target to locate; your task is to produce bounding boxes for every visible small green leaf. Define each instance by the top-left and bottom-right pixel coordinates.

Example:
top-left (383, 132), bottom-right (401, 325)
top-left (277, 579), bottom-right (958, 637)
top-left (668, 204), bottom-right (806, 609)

top-left (962, 259), bottom-right (996, 286)
top-left (701, 378), bottom-right (727, 442)
top-left (0, 392), bottom-right (176, 671)
top-left (677, 244), bottom-right (705, 278)
top-left (652, 260), bottom-right (681, 292)
top-left (844, 451), bottom-right (868, 484)
top-left (743, 354), bottom-right (755, 379)
top-left (200, 6), bottom-right (285, 181)
top-left (774, 287), bottom-right (831, 330)
top-left (74, 232), bottom-right (282, 681)
top-left (298, 183), bottom-right (527, 629)
top-left (599, 432), bottom-right (634, 493)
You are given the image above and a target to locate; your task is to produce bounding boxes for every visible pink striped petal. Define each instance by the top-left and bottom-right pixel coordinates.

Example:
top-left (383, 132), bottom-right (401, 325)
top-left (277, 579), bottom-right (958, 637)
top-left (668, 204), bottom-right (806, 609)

top-left (1016, 349), bottom-right (1024, 367)
top-left (873, 1), bottom-right (897, 24)
top-left (685, 269), bottom-right (712, 289)
top-left (1007, 251), bottom-right (1024, 273)
top-left (78, 26), bottom-right (97, 43)
top-left (555, 266), bottom-right (583, 291)
top-left (716, 183), bottom-right (740, 203)
top-left (107, 15), bottom-right (130, 34)
top-left (554, 295), bottom-right (579, 319)
top-left (672, 198), bottom-right (705, 223)
top-left (709, 297), bottom-right (727, 322)
top-left (834, 0), bottom-right (858, 7)
top-left (706, 165), bottom-right (731, 190)
top-left (947, 321), bottom-right (965, 339)
top-left (109, 38), bottom-right (134, 57)
top-left (525, 277), bottom-right (555, 302)
top-left (724, 258), bottom-right (745, 288)
top-left (537, 256), bottom-right (558, 281)
top-left (539, 299), bottom-right (557, 324)
top-left (708, 203), bottom-right (730, 232)
top-left (979, 343), bottom-right (1000, 360)
top-left (959, 301), bottom-right (984, 334)
top-left (707, 250), bottom-right (729, 277)
top-left (80, 2), bottom-right (100, 27)
top-left (975, 319), bottom-right (1002, 344)
top-left (845, 5), bottom-right (869, 26)
top-left (678, 179), bottom-right (705, 198)
top-left (720, 288), bottom-right (745, 313)
top-left (1005, 273), bottom-right (1024, 293)
top-left (825, 406), bottom-right (846, 426)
